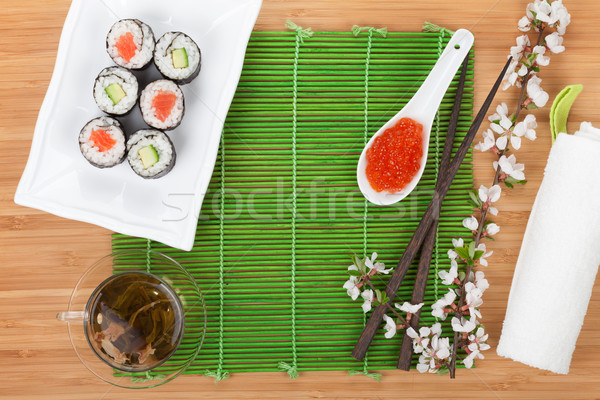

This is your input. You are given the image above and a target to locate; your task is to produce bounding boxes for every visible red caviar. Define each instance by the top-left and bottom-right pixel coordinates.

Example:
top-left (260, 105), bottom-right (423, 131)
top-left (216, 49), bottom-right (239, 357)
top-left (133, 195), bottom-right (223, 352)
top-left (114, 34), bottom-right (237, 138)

top-left (365, 117), bottom-right (424, 193)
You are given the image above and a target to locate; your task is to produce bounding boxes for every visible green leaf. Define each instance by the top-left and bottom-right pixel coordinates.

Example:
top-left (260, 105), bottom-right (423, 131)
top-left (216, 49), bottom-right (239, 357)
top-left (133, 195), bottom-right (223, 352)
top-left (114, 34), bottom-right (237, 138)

top-left (473, 250), bottom-right (484, 260)
top-left (455, 247), bottom-right (470, 260)
top-left (504, 180), bottom-right (514, 189)
top-left (458, 271), bottom-right (466, 281)
top-left (526, 102), bottom-right (539, 110)
top-left (437, 366), bottom-right (450, 376)
top-left (375, 289), bottom-right (382, 303)
top-left (352, 254), bottom-right (367, 275)
top-left (348, 269), bottom-right (362, 277)
top-left (381, 294), bottom-right (389, 305)
top-left (468, 189), bottom-right (482, 208)
top-left (505, 176), bottom-right (527, 186)
top-left (468, 241), bottom-right (475, 259)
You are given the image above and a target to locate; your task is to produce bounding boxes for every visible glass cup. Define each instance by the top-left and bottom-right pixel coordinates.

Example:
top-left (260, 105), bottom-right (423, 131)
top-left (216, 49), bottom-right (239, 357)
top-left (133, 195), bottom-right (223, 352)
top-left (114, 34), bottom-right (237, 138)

top-left (57, 249), bottom-right (206, 389)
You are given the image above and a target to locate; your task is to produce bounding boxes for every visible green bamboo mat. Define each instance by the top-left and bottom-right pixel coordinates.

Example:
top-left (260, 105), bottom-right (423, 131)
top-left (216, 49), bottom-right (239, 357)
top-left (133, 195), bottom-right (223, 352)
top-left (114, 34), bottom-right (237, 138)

top-left (113, 28), bottom-right (474, 376)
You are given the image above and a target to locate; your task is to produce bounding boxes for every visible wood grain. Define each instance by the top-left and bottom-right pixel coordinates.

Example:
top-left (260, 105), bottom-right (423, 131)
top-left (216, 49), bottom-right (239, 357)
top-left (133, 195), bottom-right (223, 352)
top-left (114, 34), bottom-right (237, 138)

top-left (2, 0), bottom-right (600, 399)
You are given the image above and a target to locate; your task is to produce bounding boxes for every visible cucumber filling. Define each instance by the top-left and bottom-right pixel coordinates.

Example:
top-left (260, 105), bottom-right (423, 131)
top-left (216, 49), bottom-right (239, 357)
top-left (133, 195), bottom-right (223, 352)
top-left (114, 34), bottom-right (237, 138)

top-left (171, 48), bottom-right (188, 69)
top-left (138, 145), bottom-right (159, 169)
top-left (105, 83), bottom-right (127, 105)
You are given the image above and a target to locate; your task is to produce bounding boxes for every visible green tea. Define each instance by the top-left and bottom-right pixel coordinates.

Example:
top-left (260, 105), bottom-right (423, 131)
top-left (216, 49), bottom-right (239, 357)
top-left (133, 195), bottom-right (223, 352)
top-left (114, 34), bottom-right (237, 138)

top-left (86, 272), bottom-right (184, 372)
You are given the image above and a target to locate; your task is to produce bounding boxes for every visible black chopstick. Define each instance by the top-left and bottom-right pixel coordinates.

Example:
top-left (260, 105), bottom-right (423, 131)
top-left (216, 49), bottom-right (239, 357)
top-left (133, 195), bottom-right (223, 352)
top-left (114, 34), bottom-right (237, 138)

top-left (352, 56), bottom-right (513, 362)
top-left (396, 54), bottom-right (469, 371)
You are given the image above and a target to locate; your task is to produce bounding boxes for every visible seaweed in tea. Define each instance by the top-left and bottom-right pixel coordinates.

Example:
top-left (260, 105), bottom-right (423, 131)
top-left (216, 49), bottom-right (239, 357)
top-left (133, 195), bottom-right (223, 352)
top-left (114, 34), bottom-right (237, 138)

top-left (85, 272), bottom-right (184, 372)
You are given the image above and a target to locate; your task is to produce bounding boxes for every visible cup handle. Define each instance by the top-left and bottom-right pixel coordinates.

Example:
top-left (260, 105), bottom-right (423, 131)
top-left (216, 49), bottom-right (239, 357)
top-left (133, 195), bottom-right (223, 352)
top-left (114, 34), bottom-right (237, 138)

top-left (56, 311), bottom-right (86, 323)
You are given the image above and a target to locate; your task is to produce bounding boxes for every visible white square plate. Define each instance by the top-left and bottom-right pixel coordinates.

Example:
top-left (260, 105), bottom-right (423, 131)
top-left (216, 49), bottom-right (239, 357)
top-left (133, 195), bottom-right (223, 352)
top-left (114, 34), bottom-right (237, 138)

top-left (15, 0), bottom-right (262, 251)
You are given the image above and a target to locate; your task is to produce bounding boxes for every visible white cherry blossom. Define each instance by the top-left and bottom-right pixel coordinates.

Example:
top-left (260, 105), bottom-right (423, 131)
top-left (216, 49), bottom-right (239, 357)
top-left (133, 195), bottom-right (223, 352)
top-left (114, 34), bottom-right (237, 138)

top-left (343, 275), bottom-right (360, 300)
top-left (462, 347), bottom-right (481, 368)
top-left (406, 326), bottom-right (431, 353)
top-left (553, 1), bottom-right (570, 35)
top-left (430, 335), bottom-right (451, 361)
top-left (510, 35), bottom-right (530, 60)
top-left (545, 32), bottom-right (565, 53)
top-left (526, 75), bottom-right (549, 107)
top-left (479, 184), bottom-right (501, 204)
top-left (396, 302), bottom-right (424, 314)
top-left (518, 16), bottom-right (531, 32)
top-left (447, 238), bottom-right (464, 260)
top-left (382, 314), bottom-right (397, 339)
top-left (463, 216), bottom-right (479, 231)
top-left (361, 289), bottom-right (373, 313)
top-left (476, 243), bottom-right (493, 267)
top-left (494, 154), bottom-right (526, 181)
top-left (513, 114), bottom-right (537, 141)
top-left (485, 223), bottom-right (500, 236)
top-left (451, 316), bottom-right (477, 333)
top-left (365, 252), bottom-right (392, 274)
top-left (533, 45), bottom-right (550, 66)
top-left (439, 259), bottom-right (458, 285)
top-left (488, 103), bottom-right (509, 122)
top-left (474, 129), bottom-right (496, 152)
top-left (465, 282), bottom-right (484, 318)
top-left (432, 289), bottom-right (457, 320)
top-left (417, 354), bottom-right (431, 373)
top-left (469, 327), bottom-right (491, 352)
top-left (475, 271), bottom-right (490, 292)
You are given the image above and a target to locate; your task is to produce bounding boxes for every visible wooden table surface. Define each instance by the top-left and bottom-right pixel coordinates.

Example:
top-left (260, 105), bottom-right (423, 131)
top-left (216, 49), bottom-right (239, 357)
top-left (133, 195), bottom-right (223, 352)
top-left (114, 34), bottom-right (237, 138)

top-left (2, 0), bottom-right (600, 399)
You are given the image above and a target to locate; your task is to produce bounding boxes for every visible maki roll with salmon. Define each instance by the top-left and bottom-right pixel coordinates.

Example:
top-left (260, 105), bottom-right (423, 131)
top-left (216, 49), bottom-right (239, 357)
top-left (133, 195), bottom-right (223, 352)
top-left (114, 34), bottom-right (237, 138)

top-left (154, 32), bottom-right (201, 84)
top-left (127, 130), bottom-right (176, 179)
top-left (106, 19), bottom-right (155, 70)
top-left (79, 116), bottom-right (126, 168)
top-left (139, 80), bottom-right (184, 130)
top-left (93, 66), bottom-right (138, 115)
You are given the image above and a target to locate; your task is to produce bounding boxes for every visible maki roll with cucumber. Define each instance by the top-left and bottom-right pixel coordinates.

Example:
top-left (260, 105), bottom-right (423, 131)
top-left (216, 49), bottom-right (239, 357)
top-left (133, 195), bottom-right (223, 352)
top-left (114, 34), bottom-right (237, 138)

top-left (139, 80), bottom-right (185, 131)
top-left (154, 32), bottom-right (201, 84)
top-left (106, 19), bottom-right (155, 70)
top-left (93, 66), bottom-right (138, 115)
top-left (79, 116), bottom-right (126, 168)
top-left (127, 130), bottom-right (176, 179)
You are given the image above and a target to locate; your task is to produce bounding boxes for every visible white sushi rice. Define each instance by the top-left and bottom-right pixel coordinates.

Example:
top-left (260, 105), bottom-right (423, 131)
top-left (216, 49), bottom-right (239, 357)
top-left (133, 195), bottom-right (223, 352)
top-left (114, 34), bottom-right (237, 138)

top-left (79, 117), bottom-right (126, 167)
top-left (106, 19), bottom-right (155, 69)
top-left (154, 32), bottom-right (201, 81)
top-left (93, 66), bottom-right (138, 115)
top-left (127, 130), bottom-right (174, 178)
top-left (139, 80), bottom-right (184, 130)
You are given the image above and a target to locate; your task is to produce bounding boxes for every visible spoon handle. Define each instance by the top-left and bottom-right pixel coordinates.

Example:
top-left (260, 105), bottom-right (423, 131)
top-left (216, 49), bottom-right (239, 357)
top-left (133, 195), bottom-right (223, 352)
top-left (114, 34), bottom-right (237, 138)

top-left (400, 29), bottom-right (474, 125)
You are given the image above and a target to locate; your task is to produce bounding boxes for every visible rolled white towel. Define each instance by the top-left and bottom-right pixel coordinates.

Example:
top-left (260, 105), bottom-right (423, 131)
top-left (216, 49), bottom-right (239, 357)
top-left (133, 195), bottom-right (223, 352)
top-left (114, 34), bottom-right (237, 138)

top-left (497, 122), bottom-right (600, 374)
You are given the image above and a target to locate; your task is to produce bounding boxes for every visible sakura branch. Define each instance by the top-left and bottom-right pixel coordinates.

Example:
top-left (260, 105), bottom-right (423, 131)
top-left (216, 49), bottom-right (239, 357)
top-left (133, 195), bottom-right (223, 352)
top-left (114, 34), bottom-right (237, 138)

top-left (342, 0), bottom-right (570, 378)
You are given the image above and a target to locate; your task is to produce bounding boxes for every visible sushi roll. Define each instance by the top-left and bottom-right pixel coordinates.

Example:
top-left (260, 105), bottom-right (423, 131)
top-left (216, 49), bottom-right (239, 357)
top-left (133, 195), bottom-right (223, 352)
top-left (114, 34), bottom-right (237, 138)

top-left (106, 19), bottom-right (155, 70)
top-left (93, 66), bottom-right (139, 116)
top-left (139, 80), bottom-right (185, 131)
top-left (79, 116), bottom-right (126, 168)
top-left (154, 32), bottom-right (201, 84)
top-left (127, 129), bottom-right (176, 179)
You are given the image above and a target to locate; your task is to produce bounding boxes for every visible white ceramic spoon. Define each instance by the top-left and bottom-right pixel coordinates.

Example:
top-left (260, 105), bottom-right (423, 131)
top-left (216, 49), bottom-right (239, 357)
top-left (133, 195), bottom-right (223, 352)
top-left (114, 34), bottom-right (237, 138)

top-left (357, 29), bottom-right (474, 206)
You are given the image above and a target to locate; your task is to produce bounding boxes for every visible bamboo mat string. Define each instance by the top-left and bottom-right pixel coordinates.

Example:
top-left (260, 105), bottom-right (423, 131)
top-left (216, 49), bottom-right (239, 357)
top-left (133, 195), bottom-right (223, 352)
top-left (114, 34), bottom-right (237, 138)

top-left (432, 28), bottom-right (446, 309)
top-left (349, 26), bottom-right (385, 382)
top-left (204, 132), bottom-right (229, 382)
top-left (278, 20), bottom-right (313, 380)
